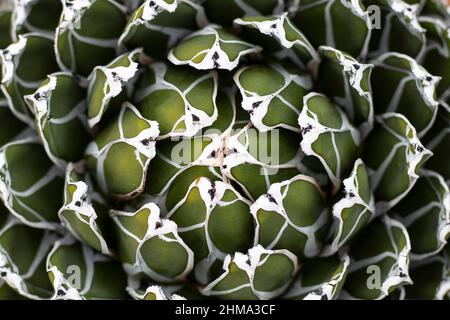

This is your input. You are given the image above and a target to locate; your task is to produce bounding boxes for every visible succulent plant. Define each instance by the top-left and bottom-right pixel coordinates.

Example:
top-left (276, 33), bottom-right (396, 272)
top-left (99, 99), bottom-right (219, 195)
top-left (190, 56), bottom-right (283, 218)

top-left (0, 0), bottom-right (449, 301)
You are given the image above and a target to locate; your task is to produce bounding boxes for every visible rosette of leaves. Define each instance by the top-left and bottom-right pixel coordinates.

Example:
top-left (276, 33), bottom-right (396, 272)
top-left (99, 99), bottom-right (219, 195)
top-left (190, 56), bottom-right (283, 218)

top-left (0, 138), bottom-right (64, 229)
top-left (168, 24), bottom-right (261, 70)
top-left (202, 245), bottom-right (299, 300)
top-left (298, 92), bottom-right (360, 187)
top-left (362, 113), bottom-right (432, 213)
top-left (0, 33), bottom-right (58, 124)
top-left (110, 203), bottom-right (194, 282)
top-left (119, 0), bottom-right (208, 59)
top-left (85, 103), bottom-right (159, 199)
top-left (166, 177), bottom-right (255, 285)
top-left (55, 0), bottom-right (127, 77)
top-left (250, 174), bottom-right (329, 258)
top-left (46, 236), bottom-right (127, 299)
top-left (25, 72), bottom-right (91, 168)
top-left (342, 215), bottom-right (412, 300)
top-left (389, 169), bottom-right (450, 260)
top-left (133, 62), bottom-right (219, 138)
top-left (371, 52), bottom-right (440, 137)
top-left (284, 254), bottom-right (350, 300)
top-left (58, 163), bottom-right (112, 255)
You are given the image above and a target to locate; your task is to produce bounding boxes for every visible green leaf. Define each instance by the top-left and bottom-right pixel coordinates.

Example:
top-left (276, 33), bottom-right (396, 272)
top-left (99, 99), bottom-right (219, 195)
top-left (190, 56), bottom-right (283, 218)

top-left (168, 24), bottom-right (261, 70)
top-left (371, 52), bottom-right (440, 137)
top-left (234, 62), bottom-right (312, 132)
top-left (1, 34), bottom-right (59, 124)
top-left (87, 49), bottom-right (141, 127)
top-left (362, 113), bottom-right (432, 213)
top-left (318, 46), bottom-right (374, 138)
top-left (364, 0), bottom-right (426, 59)
top-left (166, 176), bottom-right (254, 284)
top-left (111, 203), bottom-right (194, 282)
top-left (342, 215), bottom-right (412, 300)
top-left (85, 103), bottom-right (159, 199)
top-left (234, 13), bottom-right (319, 69)
top-left (58, 163), bottom-right (112, 255)
top-left (203, 245), bottom-right (299, 300)
top-left (25, 72), bottom-right (91, 168)
top-left (0, 219), bottom-right (56, 299)
top-left (390, 169), bottom-right (450, 260)
top-left (284, 254), bottom-right (350, 300)
top-left (134, 63), bottom-right (219, 138)
top-left (119, 0), bottom-right (208, 59)
top-left (55, 0), bottom-right (127, 77)
top-left (0, 138), bottom-right (64, 229)
top-left (291, 0), bottom-right (371, 58)
top-left (46, 236), bottom-right (128, 299)
top-left (322, 159), bottom-right (375, 256)
top-left (299, 92), bottom-right (360, 187)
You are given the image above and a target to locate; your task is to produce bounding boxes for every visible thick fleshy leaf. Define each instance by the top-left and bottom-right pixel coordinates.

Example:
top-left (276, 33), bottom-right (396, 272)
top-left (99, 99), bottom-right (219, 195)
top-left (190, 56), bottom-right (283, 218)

top-left (364, 0), bottom-right (426, 59)
top-left (203, 0), bottom-right (284, 26)
top-left (0, 34), bottom-right (58, 124)
top-left (58, 163), bottom-right (111, 255)
top-left (318, 46), bottom-right (374, 137)
top-left (134, 63), bottom-right (218, 138)
top-left (234, 13), bottom-right (319, 69)
top-left (25, 72), bottom-right (91, 168)
top-left (167, 177), bottom-right (255, 285)
top-left (322, 159), bottom-right (375, 256)
top-left (11, 0), bottom-right (62, 39)
top-left (222, 124), bottom-right (305, 201)
top-left (342, 215), bottom-right (412, 300)
top-left (419, 17), bottom-right (450, 103)
top-left (404, 245), bottom-right (450, 300)
top-left (202, 245), bottom-right (299, 300)
top-left (422, 104), bottom-right (450, 185)
top-left (284, 254), bottom-right (350, 300)
top-left (110, 203), bottom-right (194, 283)
top-left (291, 0), bottom-right (371, 58)
top-left (234, 62), bottom-right (312, 132)
top-left (168, 24), bottom-right (261, 70)
top-left (371, 52), bottom-right (440, 137)
top-left (390, 169), bottom-right (450, 260)
top-left (85, 103), bottom-right (159, 199)
top-left (119, 0), bottom-right (208, 59)
top-left (0, 138), bottom-right (64, 229)
top-left (0, 219), bottom-right (56, 299)
top-left (362, 113), bottom-right (432, 213)
top-left (251, 174), bottom-right (329, 258)
top-left (299, 92), bottom-right (360, 187)
top-left (46, 236), bottom-right (128, 300)
top-left (87, 49), bottom-right (141, 128)
top-left (55, 0), bottom-right (127, 77)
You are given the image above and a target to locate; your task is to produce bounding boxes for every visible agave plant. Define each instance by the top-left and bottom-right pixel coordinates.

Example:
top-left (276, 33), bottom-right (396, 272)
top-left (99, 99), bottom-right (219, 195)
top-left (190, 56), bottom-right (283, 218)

top-left (0, 0), bottom-right (449, 301)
